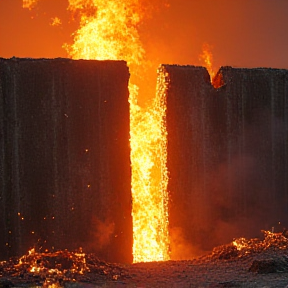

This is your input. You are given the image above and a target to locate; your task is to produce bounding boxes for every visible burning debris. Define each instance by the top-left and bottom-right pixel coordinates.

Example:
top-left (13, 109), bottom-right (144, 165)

top-left (1, 231), bottom-right (288, 287)
top-left (212, 230), bottom-right (288, 260)
top-left (0, 249), bottom-right (129, 287)
top-left (13, 0), bottom-right (171, 264)
top-left (210, 229), bottom-right (288, 276)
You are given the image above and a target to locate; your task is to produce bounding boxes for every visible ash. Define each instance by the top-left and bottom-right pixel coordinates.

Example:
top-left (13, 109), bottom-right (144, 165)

top-left (1, 232), bottom-right (288, 288)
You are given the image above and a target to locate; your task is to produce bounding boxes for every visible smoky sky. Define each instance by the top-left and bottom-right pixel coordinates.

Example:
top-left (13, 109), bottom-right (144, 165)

top-left (0, 0), bottom-right (287, 70)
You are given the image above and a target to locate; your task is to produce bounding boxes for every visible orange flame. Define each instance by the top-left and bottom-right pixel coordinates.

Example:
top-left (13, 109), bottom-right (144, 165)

top-left (129, 68), bottom-right (170, 262)
top-left (232, 238), bottom-right (249, 251)
top-left (199, 43), bottom-right (216, 82)
top-left (17, 248), bottom-right (89, 275)
top-left (21, 0), bottom-right (170, 263)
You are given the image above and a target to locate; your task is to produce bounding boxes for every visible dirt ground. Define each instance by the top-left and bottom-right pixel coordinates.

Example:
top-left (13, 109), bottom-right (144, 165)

top-left (2, 253), bottom-right (288, 288)
top-left (123, 252), bottom-right (288, 287)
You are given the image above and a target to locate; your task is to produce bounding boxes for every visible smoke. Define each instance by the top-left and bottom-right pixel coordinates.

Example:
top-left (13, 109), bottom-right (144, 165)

top-left (169, 155), bottom-right (263, 258)
top-left (170, 227), bottom-right (204, 260)
top-left (169, 106), bottom-right (288, 258)
top-left (88, 217), bottom-right (115, 252)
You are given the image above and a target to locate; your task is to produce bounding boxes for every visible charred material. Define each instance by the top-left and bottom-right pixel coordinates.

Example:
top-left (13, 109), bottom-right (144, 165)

top-left (0, 250), bottom-right (129, 286)
top-left (0, 58), bottom-right (132, 263)
top-left (212, 230), bottom-right (288, 260)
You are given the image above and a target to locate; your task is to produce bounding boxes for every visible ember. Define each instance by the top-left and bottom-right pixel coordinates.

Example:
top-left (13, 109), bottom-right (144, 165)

top-left (0, 249), bottom-right (128, 286)
top-left (2, 231), bottom-right (288, 287)
top-left (212, 230), bottom-right (288, 260)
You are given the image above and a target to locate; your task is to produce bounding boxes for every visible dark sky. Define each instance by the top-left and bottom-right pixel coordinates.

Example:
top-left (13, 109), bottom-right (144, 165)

top-left (0, 0), bottom-right (287, 70)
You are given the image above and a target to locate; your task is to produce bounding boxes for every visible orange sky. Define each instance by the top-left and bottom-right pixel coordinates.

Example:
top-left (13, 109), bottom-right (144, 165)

top-left (0, 0), bottom-right (287, 70)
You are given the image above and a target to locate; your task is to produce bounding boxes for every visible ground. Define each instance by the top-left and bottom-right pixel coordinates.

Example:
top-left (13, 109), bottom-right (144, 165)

top-left (1, 232), bottom-right (288, 287)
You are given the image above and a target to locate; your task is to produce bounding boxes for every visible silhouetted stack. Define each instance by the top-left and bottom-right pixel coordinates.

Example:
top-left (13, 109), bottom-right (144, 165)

top-left (164, 65), bottom-right (288, 254)
top-left (0, 58), bottom-right (132, 263)
top-left (2, 59), bottom-right (288, 262)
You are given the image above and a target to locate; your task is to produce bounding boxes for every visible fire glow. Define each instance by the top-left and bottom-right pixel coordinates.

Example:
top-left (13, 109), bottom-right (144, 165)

top-left (17, 0), bottom-right (219, 263)
top-left (51, 0), bottom-right (170, 263)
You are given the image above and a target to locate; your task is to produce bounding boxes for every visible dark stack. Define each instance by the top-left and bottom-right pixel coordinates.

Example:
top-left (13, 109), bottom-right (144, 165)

top-left (0, 58), bottom-right (132, 263)
top-left (164, 65), bottom-right (288, 254)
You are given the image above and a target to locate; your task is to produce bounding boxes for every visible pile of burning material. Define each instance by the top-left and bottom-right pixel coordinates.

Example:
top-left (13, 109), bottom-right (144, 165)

top-left (211, 230), bottom-right (288, 260)
top-left (0, 249), bottom-right (129, 287)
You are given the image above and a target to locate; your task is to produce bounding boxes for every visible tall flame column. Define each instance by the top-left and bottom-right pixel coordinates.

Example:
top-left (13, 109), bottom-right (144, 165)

top-left (129, 67), bottom-right (170, 263)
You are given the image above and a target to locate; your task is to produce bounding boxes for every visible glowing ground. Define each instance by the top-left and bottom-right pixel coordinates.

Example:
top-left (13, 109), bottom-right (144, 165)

top-left (1, 232), bottom-right (288, 287)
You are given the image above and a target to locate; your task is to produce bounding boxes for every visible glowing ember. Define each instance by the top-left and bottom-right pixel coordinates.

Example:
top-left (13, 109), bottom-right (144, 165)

top-left (234, 230), bottom-right (288, 253)
top-left (213, 230), bottom-right (288, 260)
top-left (63, 0), bottom-right (170, 263)
top-left (211, 70), bottom-right (225, 89)
top-left (17, 248), bottom-right (89, 275)
top-left (0, 249), bottom-right (126, 285)
top-left (232, 238), bottom-right (249, 251)
top-left (18, 0), bottom-right (170, 263)
top-left (63, 1), bottom-right (144, 72)
top-left (50, 17), bottom-right (62, 27)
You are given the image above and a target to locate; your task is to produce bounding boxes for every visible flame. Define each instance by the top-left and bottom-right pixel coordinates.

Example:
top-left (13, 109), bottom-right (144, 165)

top-left (129, 67), bottom-right (170, 262)
top-left (232, 230), bottom-right (288, 253)
top-left (63, 1), bottom-right (145, 70)
top-left (21, 0), bottom-right (170, 262)
top-left (1, 249), bottom-right (125, 284)
top-left (199, 43), bottom-right (216, 82)
top-left (22, 0), bottom-right (38, 9)
top-left (212, 70), bottom-right (225, 89)
top-left (62, 0), bottom-right (170, 263)
top-left (17, 248), bottom-right (89, 275)
top-left (213, 230), bottom-right (288, 260)
top-left (232, 238), bottom-right (249, 251)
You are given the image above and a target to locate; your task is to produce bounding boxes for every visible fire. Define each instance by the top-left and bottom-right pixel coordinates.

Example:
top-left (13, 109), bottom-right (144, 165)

top-left (234, 230), bottom-right (288, 252)
top-left (62, 0), bottom-right (170, 262)
top-left (212, 230), bottom-right (288, 260)
top-left (20, 0), bottom-right (170, 262)
top-left (17, 248), bottom-right (89, 275)
top-left (232, 238), bottom-right (249, 251)
top-left (199, 43), bottom-right (216, 82)
top-left (63, 1), bottom-right (145, 71)
top-left (1, 248), bottom-right (125, 284)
